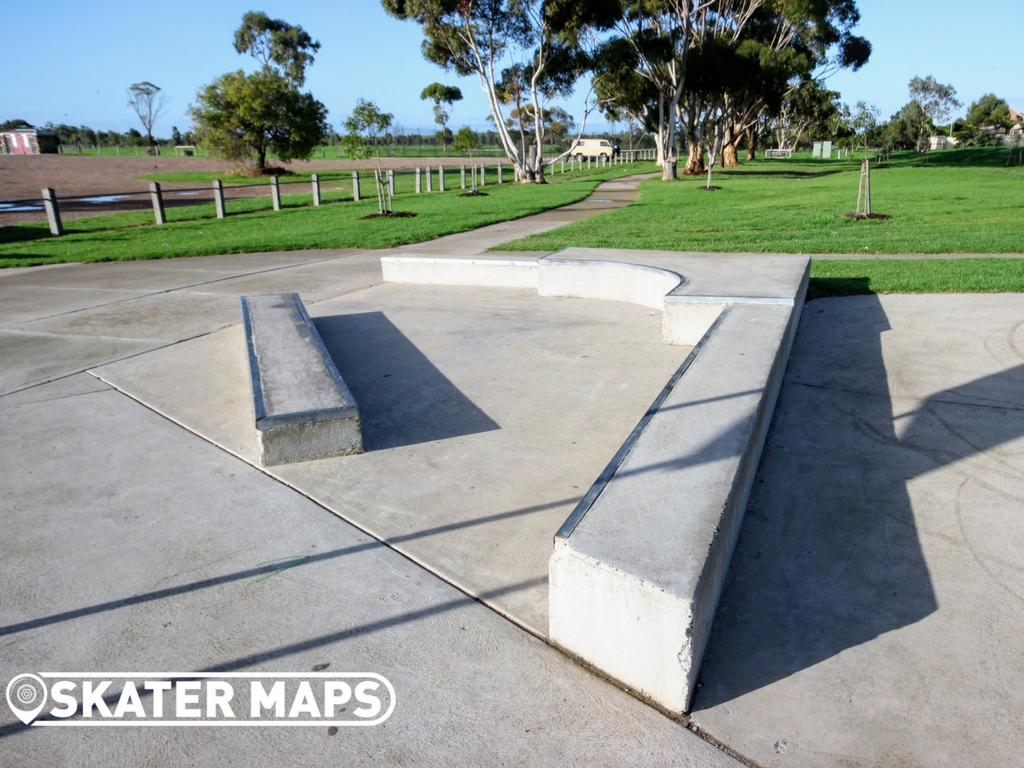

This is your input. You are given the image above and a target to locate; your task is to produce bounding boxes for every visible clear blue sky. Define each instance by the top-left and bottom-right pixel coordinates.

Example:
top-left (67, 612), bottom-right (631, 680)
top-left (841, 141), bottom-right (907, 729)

top-left (1, 0), bottom-right (1021, 137)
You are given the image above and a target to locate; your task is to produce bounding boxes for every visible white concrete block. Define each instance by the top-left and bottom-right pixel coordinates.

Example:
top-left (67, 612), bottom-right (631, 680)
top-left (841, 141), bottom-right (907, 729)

top-left (550, 301), bottom-right (804, 713)
top-left (242, 293), bottom-right (363, 466)
top-left (537, 258), bottom-right (681, 310)
top-left (381, 257), bottom-right (538, 289)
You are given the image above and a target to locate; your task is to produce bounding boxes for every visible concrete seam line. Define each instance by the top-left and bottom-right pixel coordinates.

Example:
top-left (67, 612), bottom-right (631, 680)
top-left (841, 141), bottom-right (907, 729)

top-left (78, 377), bottom-right (559, 646)
top-left (666, 294), bottom-right (795, 306)
top-left (0, 252), bottom-right (345, 331)
top-left (381, 256), bottom-right (538, 268)
top-left (553, 306), bottom-right (732, 542)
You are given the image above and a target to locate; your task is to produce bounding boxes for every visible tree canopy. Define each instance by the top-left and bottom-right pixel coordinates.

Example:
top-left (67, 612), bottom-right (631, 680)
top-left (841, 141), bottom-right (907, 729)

top-left (965, 94), bottom-right (1012, 129)
top-left (908, 76), bottom-right (960, 136)
top-left (383, 0), bottom-right (620, 181)
top-left (342, 99), bottom-right (393, 166)
top-left (127, 82), bottom-right (168, 147)
top-left (420, 83), bottom-right (463, 151)
top-left (189, 14), bottom-right (328, 173)
top-left (233, 11), bottom-right (321, 86)
top-left (189, 69), bottom-right (328, 173)
top-left (0, 119), bottom-right (34, 131)
top-left (593, 0), bottom-right (870, 177)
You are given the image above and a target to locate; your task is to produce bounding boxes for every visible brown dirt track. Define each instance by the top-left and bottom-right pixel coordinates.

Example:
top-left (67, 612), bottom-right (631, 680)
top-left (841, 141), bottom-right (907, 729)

top-left (0, 154), bottom-right (453, 226)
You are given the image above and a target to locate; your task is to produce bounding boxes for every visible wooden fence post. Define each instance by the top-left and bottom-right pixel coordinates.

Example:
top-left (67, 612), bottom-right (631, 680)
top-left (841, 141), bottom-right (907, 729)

top-left (352, 171), bottom-right (360, 201)
top-left (149, 182), bottom-right (166, 225)
top-left (270, 176), bottom-right (281, 211)
top-left (439, 165), bottom-right (445, 192)
top-left (461, 165), bottom-right (466, 189)
top-left (415, 167), bottom-right (421, 193)
top-left (312, 173), bottom-right (321, 206)
top-left (41, 188), bottom-right (63, 236)
top-left (426, 166), bottom-right (433, 192)
top-left (213, 179), bottom-right (226, 219)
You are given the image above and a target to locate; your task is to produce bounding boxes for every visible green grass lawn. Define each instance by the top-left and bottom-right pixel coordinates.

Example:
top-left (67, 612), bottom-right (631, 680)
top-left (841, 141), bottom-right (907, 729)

top-left (499, 149), bottom-right (1024, 255)
top-left (0, 163), bottom-right (655, 268)
top-left (809, 258), bottom-right (1024, 299)
top-left (495, 148), bottom-right (1024, 297)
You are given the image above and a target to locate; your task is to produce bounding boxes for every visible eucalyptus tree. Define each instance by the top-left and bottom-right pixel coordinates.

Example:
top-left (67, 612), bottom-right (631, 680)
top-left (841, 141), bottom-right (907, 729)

top-left (690, 0), bottom-right (870, 171)
top-left (342, 99), bottom-right (394, 170)
top-left (596, 0), bottom-right (869, 177)
top-left (127, 82), bottom-right (168, 148)
top-left (233, 11), bottom-right (321, 86)
top-left (189, 13), bottom-right (328, 174)
top-left (851, 100), bottom-right (880, 154)
top-left (906, 76), bottom-right (960, 141)
top-left (420, 83), bottom-right (463, 152)
top-left (771, 80), bottom-right (842, 151)
top-left (382, 0), bottom-right (620, 181)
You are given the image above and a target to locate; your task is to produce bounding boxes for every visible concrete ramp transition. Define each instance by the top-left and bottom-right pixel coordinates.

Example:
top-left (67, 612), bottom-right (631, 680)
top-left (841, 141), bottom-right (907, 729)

top-left (384, 248), bottom-right (809, 713)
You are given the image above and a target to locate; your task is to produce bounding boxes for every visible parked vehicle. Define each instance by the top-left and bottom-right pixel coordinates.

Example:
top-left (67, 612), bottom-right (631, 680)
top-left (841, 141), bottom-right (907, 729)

top-left (569, 138), bottom-right (618, 159)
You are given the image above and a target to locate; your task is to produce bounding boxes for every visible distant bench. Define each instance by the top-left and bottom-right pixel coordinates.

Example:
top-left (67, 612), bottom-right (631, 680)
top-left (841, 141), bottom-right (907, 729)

top-left (241, 293), bottom-right (363, 466)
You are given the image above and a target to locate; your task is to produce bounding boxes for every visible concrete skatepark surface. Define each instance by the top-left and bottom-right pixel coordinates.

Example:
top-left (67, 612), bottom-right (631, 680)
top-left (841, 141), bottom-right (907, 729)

top-left (3, 179), bottom-right (1024, 766)
top-left (691, 293), bottom-right (1024, 766)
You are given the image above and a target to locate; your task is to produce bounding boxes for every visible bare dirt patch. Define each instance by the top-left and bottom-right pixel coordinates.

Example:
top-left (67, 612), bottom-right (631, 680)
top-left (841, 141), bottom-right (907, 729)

top-left (0, 154), bottom-right (455, 226)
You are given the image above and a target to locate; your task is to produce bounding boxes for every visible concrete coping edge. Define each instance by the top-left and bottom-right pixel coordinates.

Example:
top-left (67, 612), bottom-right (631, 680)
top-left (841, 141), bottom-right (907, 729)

top-left (553, 306), bottom-right (731, 541)
top-left (240, 293), bottom-right (360, 430)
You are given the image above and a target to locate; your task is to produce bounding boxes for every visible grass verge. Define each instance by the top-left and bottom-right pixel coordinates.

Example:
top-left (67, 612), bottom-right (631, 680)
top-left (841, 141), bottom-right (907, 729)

top-left (498, 151), bottom-right (1024, 255)
top-left (809, 258), bottom-right (1024, 299)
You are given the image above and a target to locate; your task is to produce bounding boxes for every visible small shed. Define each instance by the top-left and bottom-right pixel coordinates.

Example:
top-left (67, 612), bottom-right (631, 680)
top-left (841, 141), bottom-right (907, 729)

top-left (0, 128), bottom-right (59, 155)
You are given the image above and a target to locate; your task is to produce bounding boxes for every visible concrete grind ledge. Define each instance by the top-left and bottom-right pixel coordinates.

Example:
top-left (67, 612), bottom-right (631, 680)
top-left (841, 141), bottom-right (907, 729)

top-left (382, 249), bottom-right (809, 714)
top-left (241, 293), bottom-right (363, 466)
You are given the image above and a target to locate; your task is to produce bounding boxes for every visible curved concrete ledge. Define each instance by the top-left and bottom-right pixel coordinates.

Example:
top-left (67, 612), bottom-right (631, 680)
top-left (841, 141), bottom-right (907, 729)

top-left (382, 253), bottom-right (691, 342)
top-left (537, 258), bottom-right (682, 311)
top-left (381, 256), bottom-right (538, 289)
top-left (380, 248), bottom-right (810, 714)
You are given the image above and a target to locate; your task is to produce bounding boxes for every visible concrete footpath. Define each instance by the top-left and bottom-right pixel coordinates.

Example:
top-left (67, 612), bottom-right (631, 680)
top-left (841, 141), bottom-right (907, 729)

top-left (3, 177), bottom-right (1024, 766)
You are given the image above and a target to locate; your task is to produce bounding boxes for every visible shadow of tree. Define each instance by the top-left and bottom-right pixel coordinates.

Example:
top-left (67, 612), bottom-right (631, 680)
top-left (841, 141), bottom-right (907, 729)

top-left (694, 294), bottom-right (1024, 709)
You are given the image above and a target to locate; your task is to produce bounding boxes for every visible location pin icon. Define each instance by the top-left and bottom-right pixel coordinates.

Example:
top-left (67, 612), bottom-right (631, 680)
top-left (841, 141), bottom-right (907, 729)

top-left (6, 674), bottom-right (48, 725)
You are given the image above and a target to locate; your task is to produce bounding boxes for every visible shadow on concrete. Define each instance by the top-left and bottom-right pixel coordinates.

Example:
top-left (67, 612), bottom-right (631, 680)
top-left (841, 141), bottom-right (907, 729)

top-left (0, 575), bottom-right (547, 738)
top-left (807, 276), bottom-right (872, 300)
top-left (0, 497), bottom-right (573, 640)
top-left (313, 311), bottom-right (499, 451)
top-left (694, 294), bottom-right (1024, 710)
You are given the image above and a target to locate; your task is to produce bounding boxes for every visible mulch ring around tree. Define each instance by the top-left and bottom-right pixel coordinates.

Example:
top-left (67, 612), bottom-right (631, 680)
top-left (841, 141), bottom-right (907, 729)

top-left (842, 213), bottom-right (892, 220)
top-left (360, 211), bottom-right (417, 220)
top-left (458, 191), bottom-right (489, 197)
top-left (698, 186), bottom-right (721, 191)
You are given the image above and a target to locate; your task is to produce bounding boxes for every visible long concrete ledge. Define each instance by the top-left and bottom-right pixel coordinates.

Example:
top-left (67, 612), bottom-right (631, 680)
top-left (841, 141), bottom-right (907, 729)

top-left (241, 293), bottom-right (363, 466)
top-left (381, 249), bottom-right (808, 713)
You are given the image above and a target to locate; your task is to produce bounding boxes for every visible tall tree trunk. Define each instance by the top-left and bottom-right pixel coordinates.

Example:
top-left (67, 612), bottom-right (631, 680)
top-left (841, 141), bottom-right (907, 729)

top-left (722, 142), bottom-right (739, 167)
top-left (682, 141), bottom-right (705, 175)
top-left (746, 127), bottom-right (758, 161)
top-left (721, 124), bottom-right (740, 167)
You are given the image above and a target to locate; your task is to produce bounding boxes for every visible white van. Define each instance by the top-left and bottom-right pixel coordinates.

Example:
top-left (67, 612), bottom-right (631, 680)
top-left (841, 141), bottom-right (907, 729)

top-left (569, 138), bottom-right (618, 159)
